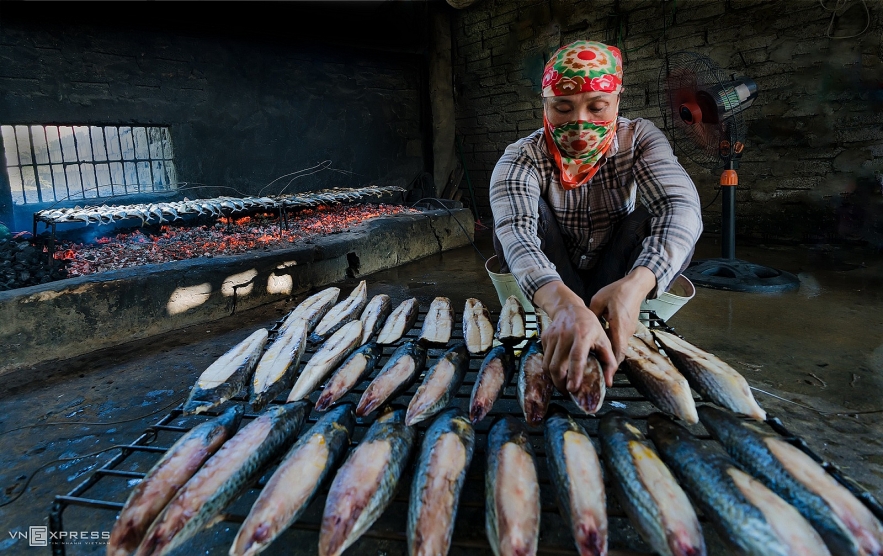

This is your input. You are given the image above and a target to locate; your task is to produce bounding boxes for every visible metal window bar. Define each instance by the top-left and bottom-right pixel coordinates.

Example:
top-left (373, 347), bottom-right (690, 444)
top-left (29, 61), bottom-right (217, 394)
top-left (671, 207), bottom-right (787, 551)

top-left (1, 124), bottom-right (177, 206)
top-left (47, 309), bottom-right (883, 556)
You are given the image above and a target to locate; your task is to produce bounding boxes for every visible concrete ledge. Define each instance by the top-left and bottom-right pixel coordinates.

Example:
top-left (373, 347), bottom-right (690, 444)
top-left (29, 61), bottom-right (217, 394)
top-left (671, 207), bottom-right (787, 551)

top-left (0, 209), bottom-right (474, 374)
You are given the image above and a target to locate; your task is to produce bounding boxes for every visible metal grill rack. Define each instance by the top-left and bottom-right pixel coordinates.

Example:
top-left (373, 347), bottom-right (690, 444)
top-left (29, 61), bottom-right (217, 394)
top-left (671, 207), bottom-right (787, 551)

top-left (49, 308), bottom-right (883, 555)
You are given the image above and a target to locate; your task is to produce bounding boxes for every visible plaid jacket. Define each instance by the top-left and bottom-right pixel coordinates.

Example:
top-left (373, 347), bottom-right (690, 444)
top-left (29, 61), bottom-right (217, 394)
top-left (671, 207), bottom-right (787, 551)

top-left (490, 116), bottom-right (702, 300)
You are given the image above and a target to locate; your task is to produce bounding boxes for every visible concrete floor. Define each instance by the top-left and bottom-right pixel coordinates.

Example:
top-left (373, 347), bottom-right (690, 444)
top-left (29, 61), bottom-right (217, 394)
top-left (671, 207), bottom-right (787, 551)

top-left (1, 229), bottom-right (881, 555)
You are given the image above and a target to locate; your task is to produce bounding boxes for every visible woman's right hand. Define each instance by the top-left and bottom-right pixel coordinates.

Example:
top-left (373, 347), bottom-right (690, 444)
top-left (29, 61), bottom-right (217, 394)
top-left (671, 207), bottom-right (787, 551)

top-left (533, 280), bottom-right (617, 393)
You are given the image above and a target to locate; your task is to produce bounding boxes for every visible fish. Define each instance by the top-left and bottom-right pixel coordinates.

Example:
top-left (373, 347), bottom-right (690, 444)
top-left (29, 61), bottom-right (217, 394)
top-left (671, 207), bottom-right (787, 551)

top-left (250, 321), bottom-right (309, 410)
top-left (517, 339), bottom-right (553, 427)
top-left (183, 328), bottom-right (269, 415)
top-left (698, 405), bottom-right (883, 556)
top-left (647, 413), bottom-right (832, 556)
top-left (319, 407), bottom-right (416, 556)
top-left (356, 341), bottom-right (427, 417)
top-left (315, 342), bottom-right (383, 411)
top-left (485, 415), bottom-right (541, 556)
top-left (310, 281), bottom-right (368, 343)
top-left (597, 412), bottom-right (705, 556)
top-left (622, 336), bottom-right (698, 424)
top-left (496, 295), bottom-right (527, 345)
top-left (359, 294), bottom-right (392, 345)
top-left (535, 308), bottom-right (552, 338)
top-left (107, 405), bottom-right (244, 556)
top-left (407, 409), bottom-right (475, 556)
top-left (469, 344), bottom-right (516, 424)
top-left (569, 355), bottom-right (606, 414)
top-left (418, 296), bottom-right (455, 346)
top-left (544, 407), bottom-right (608, 556)
top-left (405, 342), bottom-right (470, 426)
top-left (230, 404), bottom-right (356, 556)
top-left (463, 298), bottom-right (494, 354)
top-left (376, 297), bottom-right (420, 345)
top-left (288, 320), bottom-right (363, 402)
top-left (134, 402), bottom-right (310, 556)
top-left (651, 330), bottom-right (766, 421)
top-left (281, 287), bottom-right (340, 335)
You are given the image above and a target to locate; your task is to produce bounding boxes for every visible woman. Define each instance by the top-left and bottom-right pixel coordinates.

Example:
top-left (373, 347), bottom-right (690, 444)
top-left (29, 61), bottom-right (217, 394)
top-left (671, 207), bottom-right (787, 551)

top-left (490, 40), bottom-right (702, 394)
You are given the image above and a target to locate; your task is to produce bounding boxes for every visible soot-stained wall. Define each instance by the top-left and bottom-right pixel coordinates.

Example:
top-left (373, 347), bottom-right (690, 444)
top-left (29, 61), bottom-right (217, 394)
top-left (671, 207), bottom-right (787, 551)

top-left (452, 0), bottom-right (883, 246)
top-left (0, 3), bottom-right (430, 232)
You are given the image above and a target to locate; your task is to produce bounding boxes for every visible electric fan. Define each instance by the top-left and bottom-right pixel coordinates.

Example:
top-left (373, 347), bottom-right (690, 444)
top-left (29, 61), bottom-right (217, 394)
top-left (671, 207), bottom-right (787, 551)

top-left (658, 52), bottom-right (799, 292)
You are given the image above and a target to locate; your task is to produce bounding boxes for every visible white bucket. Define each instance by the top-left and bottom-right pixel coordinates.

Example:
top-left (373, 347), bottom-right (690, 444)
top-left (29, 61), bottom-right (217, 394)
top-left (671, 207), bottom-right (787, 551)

top-left (485, 255), bottom-right (535, 312)
top-left (640, 274), bottom-right (695, 322)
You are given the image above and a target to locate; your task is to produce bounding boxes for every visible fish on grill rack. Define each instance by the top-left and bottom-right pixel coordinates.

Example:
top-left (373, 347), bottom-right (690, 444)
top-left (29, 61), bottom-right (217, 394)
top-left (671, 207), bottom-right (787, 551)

top-left (281, 287), bottom-right (340, 335)
top-left (315, 342), bottom-right (382, 412)
top-left (310, 281), bottom-right (368, 344)
top-left (376, 298), bottom-right (420, 345)
top-left (134, 402), bottom-right (310, 556)
top-left (469, 344), bottom-right (516, 425)
top-left (517, 338), bottom-right (554, 427)
top-left (485, 415), bottom-right (541, 556)
top-left (288, 320), bottom-right (363, 402)
top-left (568, 354), bottom-right (606, 415)
top-left (648, 413), bottom-right (832, 556)
top-left (622, 335), bottom-right (698, 425)
top-left (107, 405), bottom-right (244, 556)
top-left (407, 409), bottom-right (475, 556)
top-left (250, 320), bottom-right (309, 411)
top-left (699, 405), bottom-right (883, 556)
top-left (463, 298), bottom-right (494, 354)
top-left (544, 406), bottom-right (608, 556)
top-left (230, 403), bottom-right (356, 556)
top-left (651, 330), bottom-right (766, 421)
top-left (319, 407), bottom-right (416, 556)
top-left (418, 296), bottom-right (455, 346)
top-left (183, 328), bottom-right (268, 415)
top-left (598, 411), bottom-right (705, 556)
top-left (356, 341), bottom-right (427, 417)
top-left (359, 294), bottom-right (392, 345)
top-left (496, 295), bottom-right (527, 345)
top-left (406, 342), bottom-right (469, 426)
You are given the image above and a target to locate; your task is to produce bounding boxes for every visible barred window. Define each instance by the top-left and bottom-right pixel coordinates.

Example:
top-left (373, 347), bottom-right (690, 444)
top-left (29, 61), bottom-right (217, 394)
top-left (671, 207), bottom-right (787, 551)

top-left (1, 125), bottom-right (178, 205)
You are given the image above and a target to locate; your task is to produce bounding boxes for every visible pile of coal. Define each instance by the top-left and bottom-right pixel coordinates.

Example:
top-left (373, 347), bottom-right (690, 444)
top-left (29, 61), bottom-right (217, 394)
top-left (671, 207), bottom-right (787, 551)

top-left (0, 236), bottom-right (68, 291)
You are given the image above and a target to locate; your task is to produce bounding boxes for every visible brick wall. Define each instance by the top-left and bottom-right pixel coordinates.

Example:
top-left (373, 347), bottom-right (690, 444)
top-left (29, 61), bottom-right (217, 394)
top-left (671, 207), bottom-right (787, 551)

top-left (452, 0), bottom-right (883, 245)
top-left (0, 4), bottom-right (429, 232)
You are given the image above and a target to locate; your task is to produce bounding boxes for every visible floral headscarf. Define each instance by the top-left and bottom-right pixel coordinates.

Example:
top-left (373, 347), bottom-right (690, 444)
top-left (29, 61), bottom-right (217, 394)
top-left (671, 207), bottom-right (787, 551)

top-left (541, 40), bottom-right (623, 190)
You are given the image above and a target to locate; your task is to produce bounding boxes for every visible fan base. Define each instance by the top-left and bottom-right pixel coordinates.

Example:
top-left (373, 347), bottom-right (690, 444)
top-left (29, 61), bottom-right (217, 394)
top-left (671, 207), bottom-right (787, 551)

top-left (683, 258), bottom-right (800, 293)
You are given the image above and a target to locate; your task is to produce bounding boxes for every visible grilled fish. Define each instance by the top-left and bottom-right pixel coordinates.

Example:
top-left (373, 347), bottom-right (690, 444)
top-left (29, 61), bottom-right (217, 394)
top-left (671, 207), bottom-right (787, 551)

top-left (647, 413), bottom-right (831, 556)
top-left (517, 339), bottom-right (553, 427)
top-left (135, 402), bottom-right (310, 556)
top-left (535, 307), bottom-right (552, 338)
top-left (250, 321), bottom-right (308, 410)
top-left (569, 355), bottom-right (606, 415)
top-left (288, 320), bottom-right (363, 402)
top-left (281, 287), bottom-right (340, 334)
top-left (356, 341), bottom-right (427, 417)
top-left (699, 405), bottom-right (883, 556)
top-left (315, 342), bottom-right (382, 412)
top-left (463, 298), bottom-right (494, 354)
top-left (485, 416), bottom-right (541, 556)
top-left (359, 294), bottom-right (392, 345)
top-left (598, 412), bottom-right (705, 556)
top-left (469, 344), bottom-right (516, 424)
top-left (107, 405), bottom-right (244, 556)
top-left (230, 404), bottom-right (356, 556)
top-left (406, 342), bottom-right (470, 426)
top-left (496, 295), bottom-right (527, 345)
top-left (407, 409), bottom-right (475, 556)
top-left (545, 407), bottom-right (607, 556)
top-left (319, 408), bottom-right (416, 556)
top-left (622, 336), bottom-right (697, 424)
top-left (652, 331), bottom-right (765, 421)
top-left (310, 281), bottom-right (368, 343)
top-left (418, 296), bottom-right (455, 346)
top-left (183, 328), bottom-right (268, 415)
top-left (376, 298), bottom-right (420, 345)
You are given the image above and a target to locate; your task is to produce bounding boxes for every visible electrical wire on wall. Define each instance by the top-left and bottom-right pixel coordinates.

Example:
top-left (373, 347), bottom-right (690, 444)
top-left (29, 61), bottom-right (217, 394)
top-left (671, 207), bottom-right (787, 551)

top-left (819, 0), bottom-right (871, 39)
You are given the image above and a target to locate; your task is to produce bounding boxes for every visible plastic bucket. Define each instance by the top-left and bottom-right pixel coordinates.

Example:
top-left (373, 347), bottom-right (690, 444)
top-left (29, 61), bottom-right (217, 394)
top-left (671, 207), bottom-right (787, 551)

top-left (485, 255), bottom-right (535, 312)
top-left (640, 274), bottom-right (695, 322)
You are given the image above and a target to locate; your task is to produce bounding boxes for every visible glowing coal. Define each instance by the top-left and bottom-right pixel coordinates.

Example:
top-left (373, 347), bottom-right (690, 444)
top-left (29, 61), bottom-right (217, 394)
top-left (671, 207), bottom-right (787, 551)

top-left (55, 204), bottom-right (418, 277)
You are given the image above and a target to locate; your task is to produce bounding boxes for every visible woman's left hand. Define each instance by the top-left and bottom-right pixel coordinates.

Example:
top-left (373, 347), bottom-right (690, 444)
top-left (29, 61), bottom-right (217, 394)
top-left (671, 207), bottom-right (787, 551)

top-left (588, 266), bottom-right (657, 384)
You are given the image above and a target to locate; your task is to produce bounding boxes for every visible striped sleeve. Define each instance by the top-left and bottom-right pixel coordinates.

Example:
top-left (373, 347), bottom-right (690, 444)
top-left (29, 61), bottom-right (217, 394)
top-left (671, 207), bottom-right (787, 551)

top-left (490, 143), bottom-right (561, 300)
top-left (630, 120), bottom-right (703, 297)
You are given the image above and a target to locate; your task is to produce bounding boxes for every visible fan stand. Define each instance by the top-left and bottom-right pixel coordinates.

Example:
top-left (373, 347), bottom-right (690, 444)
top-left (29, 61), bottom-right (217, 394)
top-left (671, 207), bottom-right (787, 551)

top-left (684, 162), bottom-right (801, 293)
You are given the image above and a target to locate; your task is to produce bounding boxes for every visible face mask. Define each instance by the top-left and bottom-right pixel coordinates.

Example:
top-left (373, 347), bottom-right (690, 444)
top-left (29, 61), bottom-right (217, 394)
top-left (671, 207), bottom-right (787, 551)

top-left (543, 116), bottom-right (617, 190)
